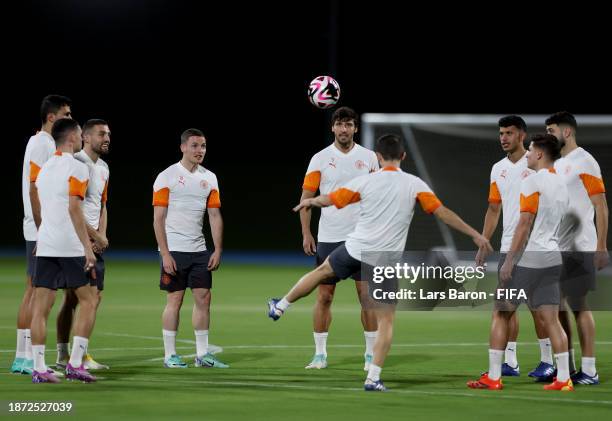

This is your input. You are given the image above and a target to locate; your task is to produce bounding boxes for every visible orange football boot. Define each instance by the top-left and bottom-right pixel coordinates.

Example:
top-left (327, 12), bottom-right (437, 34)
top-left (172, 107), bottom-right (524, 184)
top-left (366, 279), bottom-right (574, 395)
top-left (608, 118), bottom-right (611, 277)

top-left (543, 378), bottom-right (574, 391)
top-left (467, 373), bottom-right (503, 390)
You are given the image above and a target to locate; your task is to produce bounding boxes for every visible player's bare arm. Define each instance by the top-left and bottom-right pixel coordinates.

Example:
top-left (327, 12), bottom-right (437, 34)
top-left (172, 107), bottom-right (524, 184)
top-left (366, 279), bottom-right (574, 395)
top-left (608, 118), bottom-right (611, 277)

top-left (97, 202), bottom-right (109, 251)
top-left (153, 206), bottom-right (176, 275)
top-left (433, 205), bottom-right (493, 252)
top-left (476, 202), bottom-right (501, 265)
top-left (591, 192), bottom-right (609, 269)
top-left (293, 194), bottom-right (332, 212)
top-left (499, 212), bottom-right (535, 283)
top-left (299, 189), bottom-right (317, 255)
top-left (68, 195), bottom-right (96, 272)
top-left (29, 182), bottom-right (42, 229)
top-left (207, 207), bottom-right (223, 271)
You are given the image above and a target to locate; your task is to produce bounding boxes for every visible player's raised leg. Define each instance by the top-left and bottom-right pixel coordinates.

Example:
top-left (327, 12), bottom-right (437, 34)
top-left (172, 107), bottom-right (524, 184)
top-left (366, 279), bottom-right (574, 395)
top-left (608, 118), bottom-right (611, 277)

top-left (268, 259), bottom-right (337, 320)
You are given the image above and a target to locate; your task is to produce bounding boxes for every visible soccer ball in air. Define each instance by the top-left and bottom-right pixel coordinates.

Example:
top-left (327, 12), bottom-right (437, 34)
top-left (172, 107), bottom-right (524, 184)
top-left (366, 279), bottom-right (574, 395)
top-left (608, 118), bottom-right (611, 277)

top-left (308, 76), bottom-right (340, 109)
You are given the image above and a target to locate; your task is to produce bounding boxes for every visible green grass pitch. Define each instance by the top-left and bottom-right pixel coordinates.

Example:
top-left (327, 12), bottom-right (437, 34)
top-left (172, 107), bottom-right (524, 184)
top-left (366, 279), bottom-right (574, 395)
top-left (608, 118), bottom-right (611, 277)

top-left (1, 258), bottom-right (611, 420)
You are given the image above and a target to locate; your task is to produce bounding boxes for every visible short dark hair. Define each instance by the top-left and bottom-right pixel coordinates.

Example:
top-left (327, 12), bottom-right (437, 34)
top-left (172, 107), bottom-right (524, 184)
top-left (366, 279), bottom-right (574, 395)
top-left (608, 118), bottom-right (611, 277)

top-left (51, 118), bottom-right (80, 146)
top-left (332, 106), bottom-right (359, 126)
top-left (181, 128), bottom-right (205, 144)
top-left (40, 95), bottom-right (72, 124)
top-left (375, 134), bottom-right (405, 161)
top-left (83, 119), bottom-right (108, 134)
top-left (530, 133), bottom-right (561, 161)
top-left (498, 115), bottom-right (527, 132)
top-left (545, 111), bottom-right (577, 131)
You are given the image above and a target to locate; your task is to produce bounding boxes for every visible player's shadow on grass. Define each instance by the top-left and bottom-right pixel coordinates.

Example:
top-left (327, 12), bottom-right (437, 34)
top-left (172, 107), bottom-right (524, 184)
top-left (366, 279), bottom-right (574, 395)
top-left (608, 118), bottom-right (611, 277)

top-left (220, 352), bottom-right (271, 364)
top-left (336, 353), bottom-right (433, 369)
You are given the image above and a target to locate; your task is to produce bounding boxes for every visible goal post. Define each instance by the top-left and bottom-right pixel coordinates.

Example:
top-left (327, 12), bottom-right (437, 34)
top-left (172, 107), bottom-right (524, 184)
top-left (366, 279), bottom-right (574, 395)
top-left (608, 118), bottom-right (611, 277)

top-left (361, 113), bottom-right (612, 253)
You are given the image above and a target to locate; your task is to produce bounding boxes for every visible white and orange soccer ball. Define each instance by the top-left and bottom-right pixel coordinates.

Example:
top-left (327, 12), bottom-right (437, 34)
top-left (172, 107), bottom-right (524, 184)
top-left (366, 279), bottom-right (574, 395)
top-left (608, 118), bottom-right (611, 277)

top-left (308, 76), bottom-right (340, 109)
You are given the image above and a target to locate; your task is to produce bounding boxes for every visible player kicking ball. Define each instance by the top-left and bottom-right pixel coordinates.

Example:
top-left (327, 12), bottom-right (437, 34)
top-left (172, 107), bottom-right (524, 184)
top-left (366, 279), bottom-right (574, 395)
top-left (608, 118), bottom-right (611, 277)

top-left (153, 129), bottom-right (228, 369)
top-left (468, 134), bottom-right (573, 392)
top-left (268, 134), bottom-right (492, 391)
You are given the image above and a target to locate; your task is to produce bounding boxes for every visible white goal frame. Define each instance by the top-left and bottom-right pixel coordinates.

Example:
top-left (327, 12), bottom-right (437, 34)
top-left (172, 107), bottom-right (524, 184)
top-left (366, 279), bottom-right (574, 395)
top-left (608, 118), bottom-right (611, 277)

top-left (361, 113), bottom-right (612, 254)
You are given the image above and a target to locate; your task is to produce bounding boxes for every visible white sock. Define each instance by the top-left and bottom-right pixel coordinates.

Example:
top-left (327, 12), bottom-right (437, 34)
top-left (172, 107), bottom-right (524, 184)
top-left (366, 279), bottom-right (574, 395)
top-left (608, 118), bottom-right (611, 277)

top-left (582, 357), bottom-right (597, 377)
top-left (555, 352), bottom-right (570, 382)
top-left (504, 341), bottom-right (518, 368)
top-left (538, 338), bottom-right (553, 364)
top-left (195, 330), bottom-right (209, 358)
top-left (69, 336), bottom-right (89, 368)
top-left (163, 329), bottom-right (177, 359)
top-left (569, 348), bottom-right (577, 372)
top-left (364, 331), bottom-right (377, 357)
top-left (32, 344), bottom-right (47, 372)
top-left (367, 363), bottom-right (382, 382)
top-left (25, 329), bottom-right (33, 360)
top-left (276, 297), bottom-right (290, 312)
top-left (314, 332), bottom-right (328, 356)
top-left (57, 343), bottom-right (70, 359)
top-left (488, 349), bottom-right (504, 380)
top-left (16, 329), bottom-right (26, 359)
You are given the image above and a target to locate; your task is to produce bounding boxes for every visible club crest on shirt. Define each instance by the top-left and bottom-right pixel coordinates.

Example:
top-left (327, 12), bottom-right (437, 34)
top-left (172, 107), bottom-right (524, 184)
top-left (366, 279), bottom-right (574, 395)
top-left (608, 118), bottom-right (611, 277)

top-left (200, 180), bottom-right (209, 189)
top-left (161, 272), bottom-right (173, 285)
top-left (564, 165), bottom-right (572, 175)
top-left (355, 160), bottom-right (367, 170)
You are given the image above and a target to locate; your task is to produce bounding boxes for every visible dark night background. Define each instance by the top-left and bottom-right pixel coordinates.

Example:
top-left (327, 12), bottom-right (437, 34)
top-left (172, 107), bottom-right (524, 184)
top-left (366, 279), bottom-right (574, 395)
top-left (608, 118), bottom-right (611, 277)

top-left (2, 1), bottom-right (611, 252)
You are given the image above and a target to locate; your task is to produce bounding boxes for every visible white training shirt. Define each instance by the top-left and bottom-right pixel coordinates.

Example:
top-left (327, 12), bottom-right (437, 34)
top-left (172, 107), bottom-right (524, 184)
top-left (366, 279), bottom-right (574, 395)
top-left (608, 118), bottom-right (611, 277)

top-left (36, 152), bottom-right (89, 257)
top-left (488, 153), bottom-right (535, 252)
top-left (22, 131), bottom-right (56, 241)
top-left (554, 147), bottom-right (606, 252)
top-left (75, 151), bottom-right (109, 231)
top-left (328, 167), bottom-right (442, 261)
top-left (516, 168), bottom-right (569, 269)
top-left (303, 143), bottom-right (379, 242)
top-left (153, 162), bottom-right (220, 252)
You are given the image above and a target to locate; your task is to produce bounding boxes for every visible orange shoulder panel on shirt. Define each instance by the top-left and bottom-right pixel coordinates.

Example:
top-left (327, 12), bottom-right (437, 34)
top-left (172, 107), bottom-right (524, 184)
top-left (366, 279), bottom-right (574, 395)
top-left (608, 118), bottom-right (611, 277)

top-left (579, 173), bottom-right (606, 196)
top-left (68, 176), bottom-right (88, 200)
top-left (29, 161), bottom-right (42, 182)
top-left (302, 171), bottom-right (321, 192)
top-left (488, 181), bottom-right (502, 204)
top-left (207, 189), bottom-right (221, 208)
top-left (520, 192), bottom-right (539, 214)
top-left (101, 181), bottom-right (109, 204)
top-left (153, 187), bottom-right (170, 207)
top-left (329, 188), bottom-right (361, 209)
top-left (417, 192), bottom-right (442, 214)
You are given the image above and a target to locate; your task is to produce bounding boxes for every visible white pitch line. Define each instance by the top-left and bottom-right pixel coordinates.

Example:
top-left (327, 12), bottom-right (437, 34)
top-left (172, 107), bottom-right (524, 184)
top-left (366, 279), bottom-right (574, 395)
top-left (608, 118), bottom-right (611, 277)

top-left (99, 332), bottom-right (196, 344)
top-left (120, 377), bottom-right (612, 406)
top-left (3, 341), bottom-right (612, 353)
